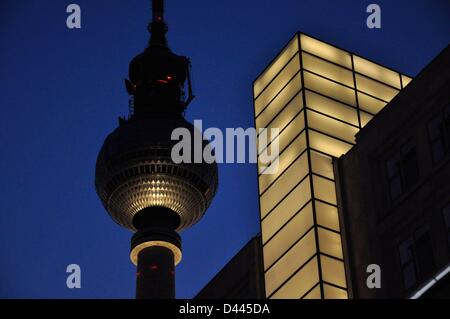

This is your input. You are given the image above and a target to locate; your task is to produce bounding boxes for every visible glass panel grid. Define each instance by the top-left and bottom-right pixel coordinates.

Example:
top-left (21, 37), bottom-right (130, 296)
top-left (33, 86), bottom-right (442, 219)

top-left (263, 204), bottom-right (314, 269)
top-left (355, 73), bottom-right (399, 102)
top-left (269, 255), bottom-right (319, 299)
top-left (255, 33), bottom-right (413, 299)
top-left (255, 61), bottom-right (301, 117)
top-left (265, 229), bottom-right (316, 296)
top-left (258, 132), bottom-right (307, 194)
top-left (353, 55), bottom-right (401, 89)
top-left (254, 36), bottom-right (300, 98)
top-left (257, 111), bottom-right (305, 174)
top-left (302, 51), bottom-right (354, 87)
top-left (260, 176), bottom-right (311, 236)
top-left (260, 152), bottom-right (309, 215)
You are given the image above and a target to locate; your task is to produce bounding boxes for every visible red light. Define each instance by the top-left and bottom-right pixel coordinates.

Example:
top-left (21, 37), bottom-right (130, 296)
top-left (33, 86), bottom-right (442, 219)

top-left (166, 75), bottom-right (173, 81)
top-left (156, 16), bottom-right (162, 22)
top-left (136, 272), bottom-right (141, 277)
top-left (156, 79), bottom-right (168, 84)
top-left (150, 265), bottom-right (158, 271)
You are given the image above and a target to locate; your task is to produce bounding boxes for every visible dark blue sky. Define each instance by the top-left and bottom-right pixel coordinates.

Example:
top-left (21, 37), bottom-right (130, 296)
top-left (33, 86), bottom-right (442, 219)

top-left (0, 0), bottom-right (449, 298)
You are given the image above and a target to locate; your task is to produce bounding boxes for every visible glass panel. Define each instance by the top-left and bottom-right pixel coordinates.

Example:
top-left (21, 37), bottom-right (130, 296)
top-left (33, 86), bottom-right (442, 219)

top-left (300, 34), bottom-right (352, 68)
top-left (270, 256), bottom-right (319, 299)
top-left (256, 82), bottom-right (302, 130)
top-left (257, 142), bottom-right (282, 177)
top-left (353, 55), bottom-right (401, 89)
top-left (318, 227), bottom-right (343, 259)
top-left (309, 130), bottom-right (353, 157)
top-left (302, 284), bottom-right (321, 299)
top-left (261, 180), bottom-right (311, 241)
top-left (254, 37), bottom-right (299, 97)
top-left (313, 175), bottom-right (337, 205)
top-left (259, 132), bottom-right (306, 194)
top-left (323, 284), bottom-right (348, 299)
top-left (273, 111), bottom-right (304, 154)
top-left (307, 110), bottom-right (358, 144)
top-left (258, 111), bottom-right (305, 173)
top-left (265, 229), bottom-right (316, 296)
top-left (360, 111), bottom-right (374, 128)
top-left (302, 52), bottom-right (354, 87)
top-left (304, 71), bottom-right (356, 106)
top-left (316, 201), bottom-right (340, 232)
top-left (321, 255), bottom-right (347, 288)
top-left (311, 150), bottom-right (334, 180)
top-left (255, 57), bottom-right (301, 116)
top-left (401, 75), bottom-right (413, 88)
top-left (258, 112), bottom-right (305, 179)
top-left (305, 90), bottom-right (359, 126)
top-left (356, 74), bottom-right (399, 102)
top-left (263, 203), bottom-right (314, 269)
top-left (256, 93), bottom-right (303, 132)
top-left (260, 152), bottom-right (309, 215)
top-left (357, 91), bottom-right (387, 115)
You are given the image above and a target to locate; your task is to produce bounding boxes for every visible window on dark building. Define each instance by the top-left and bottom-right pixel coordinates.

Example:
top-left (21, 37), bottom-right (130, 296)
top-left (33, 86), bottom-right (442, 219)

top-left (443, 204), bottom-right (450, 248)
top-left (386, 142), bottom-right (419, 201)
top-left (399, 238), bottom-right (417, 290)
top-left (414, 227), bottom-right (435, 278)
top-left (398, 226), bottom-right (435, 291)
top-left (428, 104), bottom-right (450, 163)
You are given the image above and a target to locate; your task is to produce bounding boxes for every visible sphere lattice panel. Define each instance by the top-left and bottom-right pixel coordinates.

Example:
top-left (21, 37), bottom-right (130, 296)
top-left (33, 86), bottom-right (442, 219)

top-left (95, 117), bottom-right (218, 232)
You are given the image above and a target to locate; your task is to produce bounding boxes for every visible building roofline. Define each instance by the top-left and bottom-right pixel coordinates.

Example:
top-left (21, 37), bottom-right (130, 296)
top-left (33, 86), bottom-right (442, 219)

top-left (354, 43), bottom-right (450, 142)
top-left (252, 31), bottom-right (414, 87)
top-left (194, 234), bottom-right (262, 298)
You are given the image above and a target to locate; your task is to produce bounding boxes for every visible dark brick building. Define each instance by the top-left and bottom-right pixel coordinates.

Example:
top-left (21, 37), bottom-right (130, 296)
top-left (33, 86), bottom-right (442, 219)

top-left (336, 45), bottom-right (450, 298)
top-left (195, 236), bottom-right (265, 299)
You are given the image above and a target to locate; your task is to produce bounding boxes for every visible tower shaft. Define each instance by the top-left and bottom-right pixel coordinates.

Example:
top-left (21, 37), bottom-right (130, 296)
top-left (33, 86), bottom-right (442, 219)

top-left (95, 0), bottom-right (218, 300)
top-left (136, 246), bottom-right (175, 299)
top-left (130, 213), bottom-right (182, 299)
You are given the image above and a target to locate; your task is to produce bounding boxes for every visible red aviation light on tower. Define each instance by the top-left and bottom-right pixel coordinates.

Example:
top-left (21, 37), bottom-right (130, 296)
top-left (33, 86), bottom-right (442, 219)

top-left (152, 0), bottom-right (165, 23)
top-left (95, 0), bottom-right (218, 300)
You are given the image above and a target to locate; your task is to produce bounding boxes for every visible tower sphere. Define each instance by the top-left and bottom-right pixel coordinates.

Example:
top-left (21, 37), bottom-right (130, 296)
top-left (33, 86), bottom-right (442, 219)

top-left (94, 0), bottom-right (218, 299)
top-left (95, 116), bottom-right (218, 232)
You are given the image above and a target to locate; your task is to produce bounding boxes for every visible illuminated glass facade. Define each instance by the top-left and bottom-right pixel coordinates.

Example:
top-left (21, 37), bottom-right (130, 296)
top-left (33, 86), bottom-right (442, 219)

top-left (253, 33), bottom-right (412, 299)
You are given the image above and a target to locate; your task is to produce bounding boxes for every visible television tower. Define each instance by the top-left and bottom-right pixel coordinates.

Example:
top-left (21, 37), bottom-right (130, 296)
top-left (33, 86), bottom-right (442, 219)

top-left (95, 0), bottom-right (218, 299)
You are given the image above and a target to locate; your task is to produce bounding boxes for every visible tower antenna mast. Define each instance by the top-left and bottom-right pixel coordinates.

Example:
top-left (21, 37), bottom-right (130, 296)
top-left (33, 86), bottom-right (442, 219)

top-left (148, 0), bottom-right (168, 47)
top-left (95, 0), bottom-right (218, 299)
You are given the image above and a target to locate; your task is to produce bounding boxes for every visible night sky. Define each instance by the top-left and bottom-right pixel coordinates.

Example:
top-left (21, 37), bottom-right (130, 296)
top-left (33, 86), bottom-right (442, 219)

top-left (0, 0), bottom-right (449, 298)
